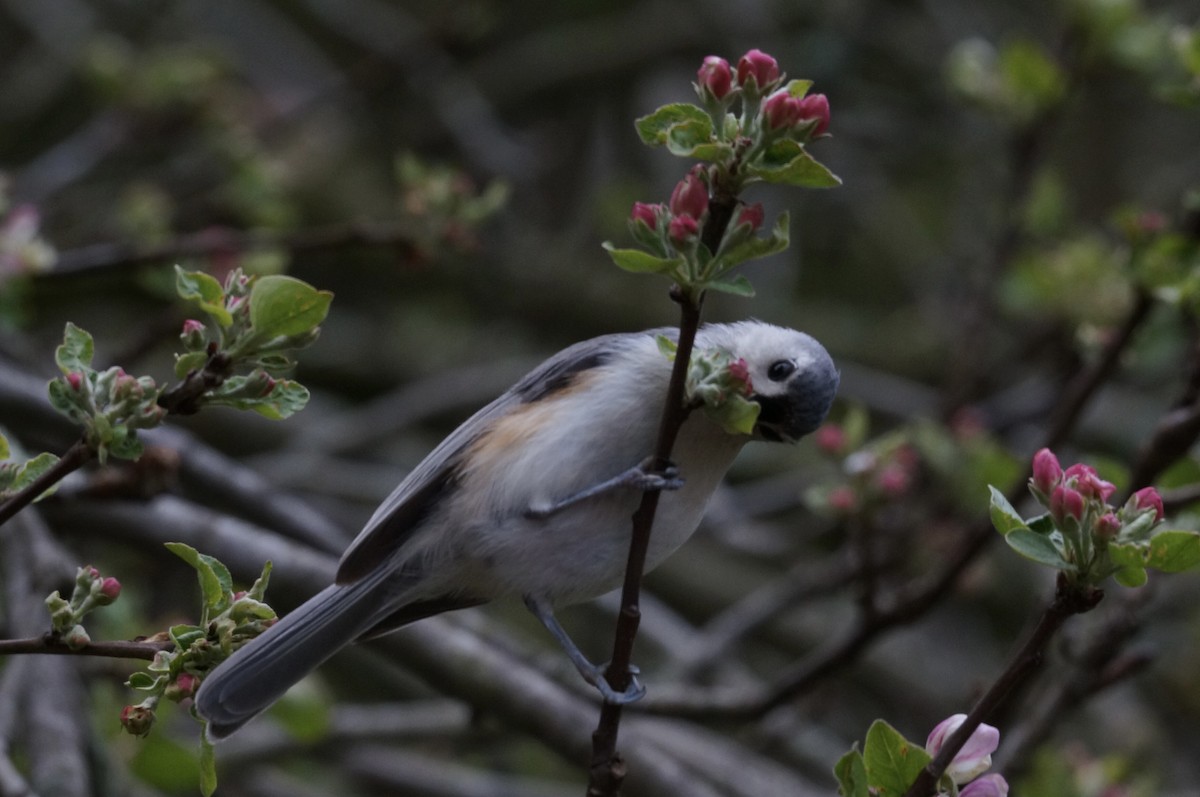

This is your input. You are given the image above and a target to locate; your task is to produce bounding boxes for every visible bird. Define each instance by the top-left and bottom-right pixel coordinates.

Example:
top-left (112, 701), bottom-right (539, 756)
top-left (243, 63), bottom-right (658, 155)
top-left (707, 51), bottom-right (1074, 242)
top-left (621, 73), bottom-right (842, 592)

top-left (195, 320), bottom-right (839, 738)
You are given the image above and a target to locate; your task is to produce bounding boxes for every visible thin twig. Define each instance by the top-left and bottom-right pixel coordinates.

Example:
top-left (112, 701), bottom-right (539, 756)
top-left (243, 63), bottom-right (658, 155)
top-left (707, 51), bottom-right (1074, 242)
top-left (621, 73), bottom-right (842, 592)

top-left (0, 635), bottom-right (172, 660)
top-left (902, 573), bottom-right (1103, 797)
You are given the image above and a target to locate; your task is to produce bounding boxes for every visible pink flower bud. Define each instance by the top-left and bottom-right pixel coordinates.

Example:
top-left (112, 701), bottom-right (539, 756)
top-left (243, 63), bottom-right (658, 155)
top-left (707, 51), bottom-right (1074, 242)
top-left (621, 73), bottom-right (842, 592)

top-left (1050, 485), bottom-right (1086, 525)
top-left (1064, 463), bottom-right (1116, 502)
top-left (960, 774), bottom-right (1009, 797)
top-left (814, 424), bottom-right (846, 455)
top-left (165, 672), bottom-right (200, 702)
top-left (669, 170), bottom-right (708, 221)
top-left (697, 56), bottom-right (733, 100)
top-left (1095, 513), bottom-right (1121, 540)
top-left (182, 319), bottom-right (205, 335)
top-left (668, 214), bottom-right (699, 246)
top-left (95, 577), bottom-right (122, 605)
top-left (876, 465), bottom-right (911, 498)
top-left (736, 49), bottom-right (780, 91)
top-left (66, 372), bottom-right (84, 391)
top-left (828, 485), bottom-right (858, 513)
top-left (631, 201), bottom-right (661, 231)
top-left (1031, 448), bottom-right (1062, 495)
top-left (735, 202), bottom-right (765, 233)
top-left (727, 357), bottom-right (752, 395)
top-left (1130, 486), bottom-right (1164, 523)
top-left (762, 90), bottom-right (801, 130)
top-left (925, 714), bottom-right (1000, 785)
top-left (63, 624), bottom-right (91, 650)
top-left (120, 704), bottom-right (156, 737)
top-left (797, 93), bottom-right (831, 136)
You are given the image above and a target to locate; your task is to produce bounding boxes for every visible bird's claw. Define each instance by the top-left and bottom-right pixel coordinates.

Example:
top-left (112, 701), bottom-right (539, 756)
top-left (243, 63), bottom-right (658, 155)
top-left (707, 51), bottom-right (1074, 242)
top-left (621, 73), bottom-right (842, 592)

top-left (631, 458), bottom-right (684, 493)
top-left (591, 662), bottom-right (646, 705)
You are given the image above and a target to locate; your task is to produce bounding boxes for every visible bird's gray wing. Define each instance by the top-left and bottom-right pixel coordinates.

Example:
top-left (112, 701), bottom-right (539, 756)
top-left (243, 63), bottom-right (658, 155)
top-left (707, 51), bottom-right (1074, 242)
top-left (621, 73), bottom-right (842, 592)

top-left (334, 332), bottom-right (635, 584)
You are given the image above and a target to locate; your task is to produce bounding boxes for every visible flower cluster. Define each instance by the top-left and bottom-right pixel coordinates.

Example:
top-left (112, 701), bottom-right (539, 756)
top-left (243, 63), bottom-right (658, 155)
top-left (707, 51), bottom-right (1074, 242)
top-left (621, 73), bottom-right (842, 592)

top-left (608, 49), bottom-right (838, 301)
top-left (925, 714), bottom-right (1009, 796)
top-left (811, 420), bottom-right (919, 515)
top-left (0, 197), bottom-right (56, 281)
top-left (44, 565), bottom-right (123, 650)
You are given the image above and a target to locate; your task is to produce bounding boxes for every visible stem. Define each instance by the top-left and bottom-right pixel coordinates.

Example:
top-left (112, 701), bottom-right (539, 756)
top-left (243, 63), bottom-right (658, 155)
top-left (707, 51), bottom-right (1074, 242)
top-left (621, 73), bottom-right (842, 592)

top-left (0, 438), bottom-right (92, 529)
top-left (0, 635), bottom-right (173, 660)
top-left (901, 574), bottom-right (1102, 797)
top-left (586, 193), bottom-right (737, 796)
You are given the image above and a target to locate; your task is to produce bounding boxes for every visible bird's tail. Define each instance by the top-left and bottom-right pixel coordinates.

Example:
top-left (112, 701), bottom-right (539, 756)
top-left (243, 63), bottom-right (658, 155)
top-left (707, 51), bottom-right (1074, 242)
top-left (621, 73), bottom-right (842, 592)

top-left (195, 574), bottom-right (399, 740)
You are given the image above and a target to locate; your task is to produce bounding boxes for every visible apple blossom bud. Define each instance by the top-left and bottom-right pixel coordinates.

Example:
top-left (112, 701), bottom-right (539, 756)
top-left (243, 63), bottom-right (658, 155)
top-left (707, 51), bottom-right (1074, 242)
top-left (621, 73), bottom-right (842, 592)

top-left (876, 465), bottom-right (910, 497)
top-left (735, 202), bottom-right (765, 233)
top-left (63, 624), bottom-right (91, 650)
top-left (1129, 486), bottom-right (1164, 523)
top-left (66, 372), bottom-right (84, 391)
top-left (727, 357), bottom-right (752, 395)
top-left (165, 672), bottom-right (199, 702)
top-left (925, 714), bottom-right (1000, 785)
top-left (1095, 513), bottom-right (1121, 540)
top-left (1031, 448), bottom-right (1062, 495)
top-left (668, 215), bottom-right (699, 246)
top-left (93, 576), bottom-right (122, 605)
top-left (736, 49), bottom-right (780, 91)
top-left (762, 90), bottom-right (801, 131)
top-left (669, 170), bottom-right (708, 221)
top-left (815, 424), bottom-right (846, 455)
top-left (797, 93), bottom-right (831, 136)
top-left (120, 704), bottom-right (156, 737)
top-left (180, 319), bottom-right (207, 350)
top-left (697, 56), bottom-right (733, 101)
top-left (1064, 463), bottom-right (1116, 502)
top-left (631, 201), bottom-right (661, 231)
top-left (1050, 485), bottom-right (1086, 526)
top-left (960, 774), bottom-right (1009, 797)
top-left (828, 485), bottom-right (858, 513)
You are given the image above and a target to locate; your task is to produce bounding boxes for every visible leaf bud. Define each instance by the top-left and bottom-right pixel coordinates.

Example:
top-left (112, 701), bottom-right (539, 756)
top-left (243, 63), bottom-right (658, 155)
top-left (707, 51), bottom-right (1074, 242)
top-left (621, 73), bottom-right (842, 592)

top-left (697, 55), bottom-right (733, 101)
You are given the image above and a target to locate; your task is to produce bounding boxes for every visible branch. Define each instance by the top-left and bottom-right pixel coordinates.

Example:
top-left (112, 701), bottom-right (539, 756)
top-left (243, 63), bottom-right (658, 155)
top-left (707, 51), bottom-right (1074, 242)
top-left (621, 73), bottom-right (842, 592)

top-left (0, 635), bottom-right (173, 660)
top-left (902, 574), bottom-right (1103, 797)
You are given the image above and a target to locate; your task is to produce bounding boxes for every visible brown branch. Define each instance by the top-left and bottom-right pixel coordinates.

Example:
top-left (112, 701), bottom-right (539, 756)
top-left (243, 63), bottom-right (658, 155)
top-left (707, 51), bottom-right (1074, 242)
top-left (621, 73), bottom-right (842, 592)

top-left (0, 634), bottom-right (172, 661)
top-left (0, 438), bottom-right (92, 529)
top-left (586, 191), bottom-right (736, 796)
top-left (902, 573), bottom-right (1103, 797)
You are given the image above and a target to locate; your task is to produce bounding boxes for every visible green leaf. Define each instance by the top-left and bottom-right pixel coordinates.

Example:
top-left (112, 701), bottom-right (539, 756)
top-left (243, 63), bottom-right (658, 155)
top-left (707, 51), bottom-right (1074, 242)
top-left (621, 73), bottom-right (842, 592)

top-left (602, 243), bottom-right (685, 275)
top-left (199, 734), bottom-right (218, 797)
top-left (106, 427), bottom-right (146, 461)
top-left (2, 452), bottom-right (61, 502)
top-left (782, 78), bottom-right (814, 98)
top-left (656, 334), bottom-right (678, 360)
top-left (165, 543), bottom-right (232, 620)
top-left (712, 212), bottom-right (790, 274)
top-left (988, 485), bottom-right (1027, 535)
top-left (55, 323), bottom-right (95, 374)
top-left (1005, 528), bottom-right (1070, 569)
top-left (834, 747), bottom-right (870, 797)
top-left (175, 267), bottom-right (231, 327)
top-left (1145, 530), bottom-right (1200, 573)
top-left (174, 351), bottom-right (209, 379)
top-left (206, 379), bottom-right (310, 420)
top-left (247, 560), bottom-right (273, 601)
top-left (634, 103), bottom-right (712, 147)
top-left (126, 672), bottom-right (160, 690)
top-left (751, 140), bottom-right (842, 188)
top-left (705, 274), bottom-right (756, 297)
top-left (704, 394), bottom-right (761, 435)
top-left (249, 275), bottom-right (333, 340)
top-left (863, 720), bottom-right (931, 796)
top-left (168, 624), bottom-right (206, 650)
top-left (0, 433), bottom-right (9, 460)
top-left (665, 119), bottom-right (730, 161)
top-left (1113, 565), bottom-right (1148, 587)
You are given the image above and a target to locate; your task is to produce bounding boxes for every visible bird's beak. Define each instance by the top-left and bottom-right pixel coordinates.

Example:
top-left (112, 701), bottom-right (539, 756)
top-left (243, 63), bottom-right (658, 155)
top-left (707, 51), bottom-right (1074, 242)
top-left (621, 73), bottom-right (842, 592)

top-left (751, 362), bottom-right (839, 444)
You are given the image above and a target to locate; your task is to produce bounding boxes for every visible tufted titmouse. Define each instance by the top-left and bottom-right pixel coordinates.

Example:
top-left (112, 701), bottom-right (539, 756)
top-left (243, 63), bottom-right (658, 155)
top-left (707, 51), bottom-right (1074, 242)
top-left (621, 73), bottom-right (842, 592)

top-left (196, 320), bottom-right (838, 738)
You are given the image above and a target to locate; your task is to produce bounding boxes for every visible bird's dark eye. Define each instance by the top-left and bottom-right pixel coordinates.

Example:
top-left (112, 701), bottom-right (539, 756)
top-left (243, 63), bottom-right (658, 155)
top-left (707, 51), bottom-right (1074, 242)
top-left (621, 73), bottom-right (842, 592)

top-left (767, 360), bottom-right (796, 382)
